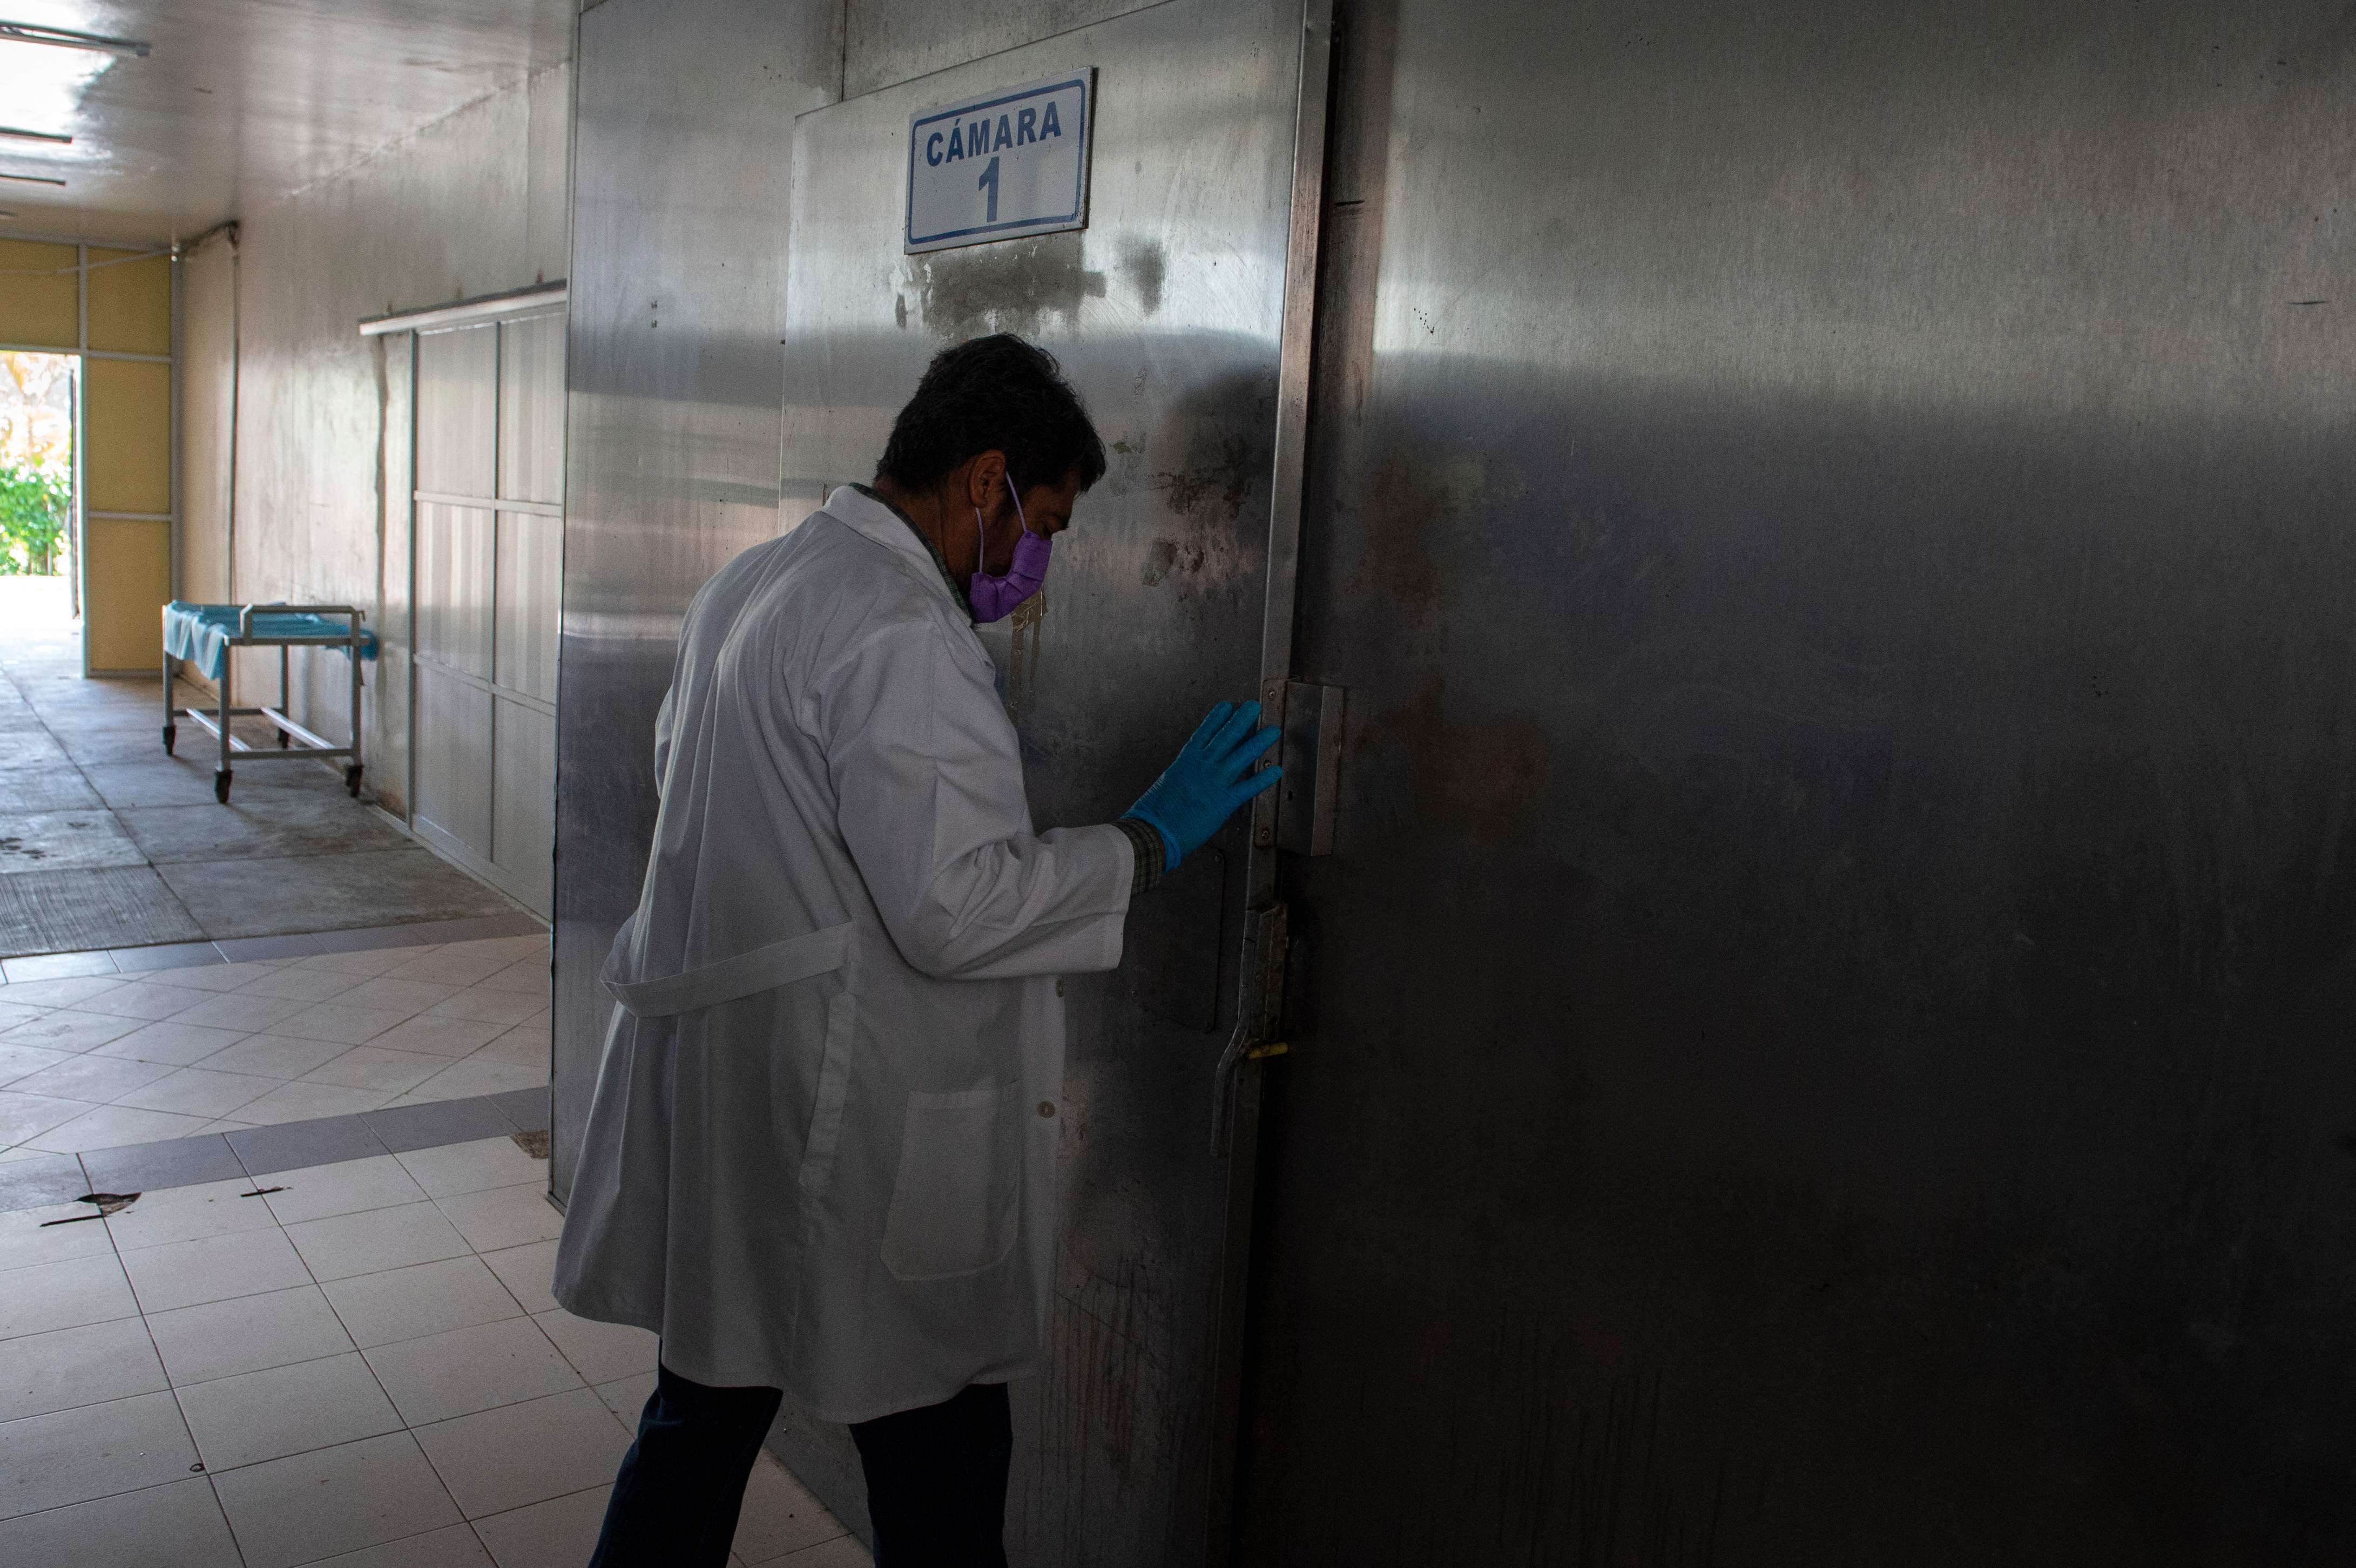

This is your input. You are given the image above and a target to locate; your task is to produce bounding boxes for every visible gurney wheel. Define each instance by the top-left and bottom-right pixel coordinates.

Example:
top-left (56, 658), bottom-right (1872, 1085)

top-left (276, 728), bottom-right (289, 748)
top-left (345, 765), bottom-right (363, 797)
top-left (161, 724), bottom-right (175, 756)
top-left (214, 769), bottom-right (232, 804)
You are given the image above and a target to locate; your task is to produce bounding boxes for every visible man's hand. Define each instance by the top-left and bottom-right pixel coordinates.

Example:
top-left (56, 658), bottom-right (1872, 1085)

top-left (1123, 701), bottom-right (1283, 867)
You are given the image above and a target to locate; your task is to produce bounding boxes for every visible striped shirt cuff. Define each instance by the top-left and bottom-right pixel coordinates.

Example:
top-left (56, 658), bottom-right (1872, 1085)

top-left (1115, 816), bottom-right (1167, 898)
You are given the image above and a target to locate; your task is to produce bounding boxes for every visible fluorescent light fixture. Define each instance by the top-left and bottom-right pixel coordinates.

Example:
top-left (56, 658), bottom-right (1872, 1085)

top-left (0, 125), bottom-right (69, 144)
top-left (0, 170), bottom-right (64, 185)
top-left (0, 21), bottom-right (148, 57)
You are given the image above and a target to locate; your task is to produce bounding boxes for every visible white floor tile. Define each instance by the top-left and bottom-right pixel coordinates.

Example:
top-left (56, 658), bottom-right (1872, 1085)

top-left (179, 1349), bottom-right (403, 1470)
top-left (363, 1316), bottom-right (582, 1426)
top-left (0, 1475), bottom-right (242, 1568)
top-left (168, 991), bottom-right (313, 1033)
top-left (24, 1101), bottom-right (214, 1154)
top-left (119, 1226), bottom-right (310, 1313)
top-left (0, 1091), bottom-right (94, 1147)
top-left (191, 1117), bottom-right (262, 1136)
top-left (265, 1154), bottom-right (431, 1226)
top-left (321, 1254), bottom-right (524, 1351)
top-left (152, 961), bottom-right (301, 994)
top-left (236, 1080), bottom-right (395, 1126)
top-left (288, 1200), bottom-right (471, 1282)
top-left (397, 1136), bottom-right (546, 1199)
top-left (106, 1177), bottom-right (281, 1251)
top-left (111, 1065), bottom-right (279, 1118)
top-left (474, 959), bottom-right (547, 995)
top-left (236, 967), bottom-right (368, 1002)
top-left (436, 1183), bottom-right (561, 1253)
top-left (590, 1373), bottom-right (654, 1431)
top-left (443, 937), bottom-right (550, 967)
top-left (531, 1309), bottom-right (657, 1385)
top-left (426, 988), bottom-right (546, 1025)
top-left (0, 1040), bottom-right (72, 1089)
top-left (386, 950), bottom-right (515, 988)
top-left (0, 1001), bottom-right (45, 1032)
top-left (468, 1024), bottom-right (548, 1065)
top-left (766, 1536), bottom-right (873, 1567)
top-left (295, 947), bottom-right (430, 979)
top-left (197, 1032), bottom-right (352, 1078)
top-left (0, 1389), bottom-right (198, 1519)
top-left (365, 1015), bottom-right (508, 1060)
top-left (734, 1451), bottom-right (853, 1565)
top-left (335, 978), bottom-right (463, 1016)
top-left (293, 1521), bottom-right (496, 1566)
top-left (0, 976), bottom-right (123, 1009)
top-left (470, 1484), bottom-right (609, 1568)
top-left (413, 1387), bottom-right (631, 1519)
top-left (212, 1430), bottom-right (464, 1568)
top-left (71, 980), bottom-right (208, 1021)
top-left (3, 1052), bottom-right (173, 1104)
top-left (0, 1199), bottom-right (113, 1273)
top-left (302, 1046), bottom-right (449, 1096)
top-left (0, 1252), bottom-right (138, 1341)
top-left (0, 1315), bottom-right (168, 1422)
top-left (267, 1003), bottom-right (411, 1046)
top-left (146, 1284), bottom-right (354, 1385)
top-left (406, 1057), bottom-right (545, 1104)
top-left (1, 1009), bottom-right (142, 1052)
top-left (478, 1240), bottom-right (559, 1316)
top-left (90, 1018), bottom-right (253, 1066)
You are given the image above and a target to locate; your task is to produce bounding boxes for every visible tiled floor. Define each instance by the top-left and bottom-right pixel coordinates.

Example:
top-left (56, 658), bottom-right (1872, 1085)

top-left (0, 1135), bottom-right (872, 1567)
top-left (0, 579), bottom-right (521, 956)
top-left (0, 933), bottom-right (551, 1164)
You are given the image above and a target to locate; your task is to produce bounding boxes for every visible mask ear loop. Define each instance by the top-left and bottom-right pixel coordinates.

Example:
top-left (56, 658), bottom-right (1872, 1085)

top-left (975, 471), bottom-right (1035, 577)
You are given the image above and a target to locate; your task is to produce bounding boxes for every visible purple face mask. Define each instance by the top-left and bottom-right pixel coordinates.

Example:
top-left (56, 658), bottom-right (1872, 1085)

top-left (970, 472), bottom-right (1050, 622)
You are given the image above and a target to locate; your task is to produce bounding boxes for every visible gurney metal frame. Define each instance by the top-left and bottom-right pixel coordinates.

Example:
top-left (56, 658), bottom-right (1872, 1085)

top-left (161, 604), bottom-right (366, 803)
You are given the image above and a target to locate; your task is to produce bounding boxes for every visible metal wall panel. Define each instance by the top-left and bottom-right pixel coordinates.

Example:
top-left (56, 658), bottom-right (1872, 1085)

top-left (1232, 3), bottom-right (2356, 1563)
top-left (415, 502), bottom-right (495, 679)
top-left (494, 697), bottom-right (558, 913)
top-left (495, 510), bottom-right (562, 704)
top-left (415, 323), bottom-right (498, 498)
top-left (783, 3), bottom-right (1305, 1559)
top-left (552, 0), bottom-right (842, 1224)
top-left (499, 312), bottom-right (568, 505)
top-left (415, 664), bottom-right (494, 853)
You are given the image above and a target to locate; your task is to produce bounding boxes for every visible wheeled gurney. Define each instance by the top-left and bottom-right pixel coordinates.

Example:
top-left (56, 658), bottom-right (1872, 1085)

top-left (160, 601), bottom-right (378, 803)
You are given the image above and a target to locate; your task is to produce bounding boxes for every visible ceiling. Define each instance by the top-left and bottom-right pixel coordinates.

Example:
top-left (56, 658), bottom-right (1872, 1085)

top-left (0, 0), bottom-right (572, 245)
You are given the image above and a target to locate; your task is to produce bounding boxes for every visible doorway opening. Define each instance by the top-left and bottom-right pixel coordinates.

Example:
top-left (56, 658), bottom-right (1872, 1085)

top-left (0, 349), bottom-right (79, 633)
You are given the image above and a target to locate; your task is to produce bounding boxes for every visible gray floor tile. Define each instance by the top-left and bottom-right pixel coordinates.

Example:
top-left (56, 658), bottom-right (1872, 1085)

top-left (159, 850), bottom-right (521, 941)
top-left (295, 1521), bottom-right (495, 1567)
top-left (112, 1065), bottom-right (279, 1118)
top-left (230, 1114), bottom-right (389, 1177)
top-left (302, 1046), bottom-right (447, 1095)
top-left (436, 1184), bottom-right (561, 1253)
top-left (70, 977), bottom-right (213, 1020)
top-left (0, 866), bottom-right (204, 958)
top-left (367, 1014), bottom-right (505, 1058)
top-left (179, 1349), bottom-right (403, 1470)
top-left (490, 1088), bottom-right (550, 1133)
top-left (109, 940), bottom-right (227, 972)
top-left (167, 989), bottom-right (312, 1032)
top-left (272, 1001), bottom-right (412, 1044)
top-left (0, 1474), bottom-right (241, 1567)
top-left (239, 964), bottom-right (369, 1002)
top-left (322, 1255), bottom-right (525, 1350)
top-left (4, 1052), bottom-right (174, 1103)
top-left (90, 1018), bottom-right (253, 1066)
top-left (366, 1097), bottom-right (514, 1155)
top-left (1, 1007), bottom-right (145, 1051)
top-left (286, 1200), bottom-right (470, 1282)
top-left (262, 1154), bottom-right (429, 1226)
top-left (103, 1177), bottom-right (282, 1251)
top-left (396, 1136), bottom-right (545, 1199)
top-left (310, 924), bottom-right (438, 954)
top-left (79, 1131), bottom-right (247, 1193)
top-left (0, 1152), bottom-right (91, 1213)
top-left (197, 1033), bottom-right (352, 1078)
top-left (0, 1091), bottom-right (99, 1148)
top-left (233, 1081), bottom-right (394, 1126)
top-left (147, 1285), bottom-right (356, 1386)
top-left (732, 1451), bottom-right (852, 1565)
top-left (211, 1430), bottom-right (464, 1568)
top-left (362, 1317), bottom-right (582, 1426)
top-left (0, 1389), bottom-right (197, 1519)
top-left (531, 1309), bottom-right (657, 1386)
top-left (477, 1241), bottom-right (559, 1316)
top-left (469, 1484), bottom-right (611, 1568)
top-left (24, 1102), bottom-right (216, 1155)
top-left (0, 974), bottom-right (121, 1006)
top-left (0, 1198), bottom-right (112, 1272)
top-left (0, 1315), bottom-right (169, 1422)
top-left (216, 932), bottom-right (332, 962)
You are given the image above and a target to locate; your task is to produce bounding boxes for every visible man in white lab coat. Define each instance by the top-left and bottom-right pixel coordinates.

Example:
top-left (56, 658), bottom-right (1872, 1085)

top-left (556, 335), bottom-right (1280, 1567)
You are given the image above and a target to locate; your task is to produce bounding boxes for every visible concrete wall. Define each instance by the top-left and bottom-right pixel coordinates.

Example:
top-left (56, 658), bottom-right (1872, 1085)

top-left (179, 64), bottom-right (570, 815)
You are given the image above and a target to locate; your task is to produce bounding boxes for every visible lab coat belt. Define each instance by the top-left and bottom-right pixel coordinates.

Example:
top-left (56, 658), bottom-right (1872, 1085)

top-left (604, 920), bottom-right (853, 1017)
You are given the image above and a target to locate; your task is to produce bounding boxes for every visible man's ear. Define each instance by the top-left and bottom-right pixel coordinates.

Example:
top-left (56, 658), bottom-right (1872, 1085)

top-left (966, 449), bottom-right (1008, 512)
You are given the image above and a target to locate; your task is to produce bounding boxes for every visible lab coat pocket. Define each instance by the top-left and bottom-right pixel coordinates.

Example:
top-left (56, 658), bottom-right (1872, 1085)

top-left (796, 990), bottom-right (857, 1195)
top-left (880, 1083), bottom-right (1020, 1281)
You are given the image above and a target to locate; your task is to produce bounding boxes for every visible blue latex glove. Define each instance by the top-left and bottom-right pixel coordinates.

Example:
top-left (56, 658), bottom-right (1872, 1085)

top-left (1123, 700), bottom-right (1284, 867)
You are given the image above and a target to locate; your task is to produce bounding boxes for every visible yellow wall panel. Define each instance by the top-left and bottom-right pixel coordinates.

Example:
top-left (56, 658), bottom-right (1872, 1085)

top-left (84, 356), bottom-right (172, 515)
top-left (0, 240), bottom-right (79, 348)
top-left (86, 249), bottom-right (172, 355)
top-left (85, 518), bottom-right (172, 671)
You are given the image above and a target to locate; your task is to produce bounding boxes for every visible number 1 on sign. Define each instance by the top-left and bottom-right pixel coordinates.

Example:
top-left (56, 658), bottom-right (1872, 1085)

top-left (978, 156), bottom-right (1001, 222)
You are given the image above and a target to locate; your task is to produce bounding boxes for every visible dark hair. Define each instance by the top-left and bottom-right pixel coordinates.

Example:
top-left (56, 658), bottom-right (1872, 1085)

top-left (875, 334), bottom-right (1107, 497)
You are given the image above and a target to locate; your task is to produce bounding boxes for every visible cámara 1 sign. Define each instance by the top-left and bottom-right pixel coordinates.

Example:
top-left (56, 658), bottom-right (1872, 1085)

top-left (905, 72), bottom-right (1094, 254)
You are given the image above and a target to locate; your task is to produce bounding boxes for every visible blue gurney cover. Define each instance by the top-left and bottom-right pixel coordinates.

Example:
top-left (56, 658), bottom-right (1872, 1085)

top-left (163, 602), bottom-right (380, 681)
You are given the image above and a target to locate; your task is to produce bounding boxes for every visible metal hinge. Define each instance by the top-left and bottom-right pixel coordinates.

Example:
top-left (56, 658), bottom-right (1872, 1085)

top-left (1211, 901), bottom-right (1288, 1155)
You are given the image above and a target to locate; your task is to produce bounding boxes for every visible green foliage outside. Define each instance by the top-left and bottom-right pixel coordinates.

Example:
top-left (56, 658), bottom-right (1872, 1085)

top-left (0, 464), bottom-right (70, 577)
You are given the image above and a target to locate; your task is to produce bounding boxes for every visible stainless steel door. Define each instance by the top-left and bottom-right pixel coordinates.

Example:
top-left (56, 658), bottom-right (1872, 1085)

top-left (779, 2), bottom-right (1314, 1558)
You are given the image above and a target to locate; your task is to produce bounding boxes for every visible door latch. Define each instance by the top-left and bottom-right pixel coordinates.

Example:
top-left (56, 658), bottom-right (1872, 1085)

top-left (1212, 900), bottom-right (1288, 1155)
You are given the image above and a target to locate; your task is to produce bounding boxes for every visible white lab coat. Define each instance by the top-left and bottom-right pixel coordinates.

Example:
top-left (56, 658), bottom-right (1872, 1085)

top-left (552, 486), bottom-right (1133, 1423)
